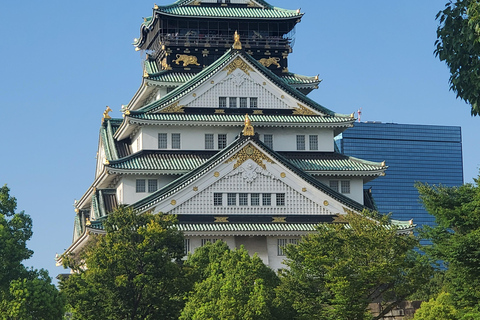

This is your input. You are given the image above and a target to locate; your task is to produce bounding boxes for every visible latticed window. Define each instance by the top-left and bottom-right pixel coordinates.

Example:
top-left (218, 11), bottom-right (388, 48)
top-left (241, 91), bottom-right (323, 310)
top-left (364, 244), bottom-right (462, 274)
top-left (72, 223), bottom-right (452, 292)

top-left (219, 97), bottom-right (227, 108)
top-left (136, 179), bottom-right (146, 193)
top-left (250, 97), bottom-right (258, 108)
top-left (240, 97), bottom-right (248, 108)
top-left (148, 179), bottom-right (158, 193)
top-left (227, 193), bottom-right (237, 206)
top-left (201, 239), bottom-right (219, 246)
top-left (172, 133), bottom-right (181, 149)
top-left (218, 134), bottom-right (227, 149)
top-left (329, 180), bottom-right (339, 192)
top-left (251, 193), bottom-right (260, 206)
top-left (158, 133), bottom-right (167, 149)
top-left (184, 239), bottom-right (190, 255)
top-left (205, 134), bottom-right (214, 149)
top-left (214, 193), bottom-right (223, 206)
top-left (229, 97), bottom-right (237, 108)
top-left (309, 135), bottom-right (318, 150)
top-left (262, 193), bottom-right (271, 206)
top-left (296, 135), bottom-right (305, 150)
top-left (341, 181), bottom-right (351, 194)
top-left (239, 193), bottom-right (248, 206)
top-left (264, 134), bottom-right (273, 149)
top-left (277, 238), bottom-right (299, 256)
top-left (276, 193), bottom-right (285, 206)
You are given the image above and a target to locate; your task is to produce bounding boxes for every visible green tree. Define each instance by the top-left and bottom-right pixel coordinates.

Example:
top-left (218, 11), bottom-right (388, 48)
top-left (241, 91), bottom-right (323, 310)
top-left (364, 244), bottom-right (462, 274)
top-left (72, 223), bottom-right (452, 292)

top-left (435, 0), bottom-right (480, 115)
top-left (60, 207), bottom-right (186, 320)
top-left (416, 178), bottom-right (480, 313)
top-left (278, 212), bottom-right (432, 320)
top-left (181, 241), bottom-right (287, 320)
top-left (1, 269), bottom-right (65, 320)
top-left (0, 184), bottom-right (64, 319)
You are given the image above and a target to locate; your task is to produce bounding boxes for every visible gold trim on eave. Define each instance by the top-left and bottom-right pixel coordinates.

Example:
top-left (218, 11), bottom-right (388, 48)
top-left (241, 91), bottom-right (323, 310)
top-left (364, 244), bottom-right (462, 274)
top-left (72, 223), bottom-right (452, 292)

top-left (223, 57), bottom-right (254, 76)
top-left (160, 101), bottom-right (185, 113)
top-left (225, 144), bottom-right (274, 170)
top-left (293, 103), bottom-right (317, 116)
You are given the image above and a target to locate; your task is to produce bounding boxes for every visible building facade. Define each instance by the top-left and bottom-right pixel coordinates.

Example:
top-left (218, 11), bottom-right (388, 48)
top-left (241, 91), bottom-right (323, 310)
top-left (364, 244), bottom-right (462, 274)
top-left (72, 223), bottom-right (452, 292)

top-left (337, 122), bottom-right (464, 227)
top-left (61, 0), bottom-right (412, 270)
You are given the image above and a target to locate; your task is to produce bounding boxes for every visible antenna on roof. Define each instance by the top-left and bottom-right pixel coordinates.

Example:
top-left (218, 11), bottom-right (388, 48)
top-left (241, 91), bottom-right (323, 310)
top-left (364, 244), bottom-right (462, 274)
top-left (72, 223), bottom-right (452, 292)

top-left (357, 108), bottom-right (362, 122)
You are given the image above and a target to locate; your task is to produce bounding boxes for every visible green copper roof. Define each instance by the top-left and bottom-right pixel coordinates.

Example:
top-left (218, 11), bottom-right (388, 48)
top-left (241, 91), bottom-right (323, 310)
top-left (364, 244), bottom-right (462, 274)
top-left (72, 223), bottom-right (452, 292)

top-left (282, 153), bottom-right (385, 173)
top-left (128, 113), bottom-right (354, 125)
top-left (108, 151), bottom-right (214, 171)
top-left (133, 50), bottom-right (344, 117)
top-left (156, 6), bottom-right (301, 19)
top-left (178, 223), bottom-right (317, 233)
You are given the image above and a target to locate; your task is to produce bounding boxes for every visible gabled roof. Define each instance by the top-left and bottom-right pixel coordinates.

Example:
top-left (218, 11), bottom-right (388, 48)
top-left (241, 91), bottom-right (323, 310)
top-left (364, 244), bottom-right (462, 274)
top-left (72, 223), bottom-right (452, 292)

top-left (132, 133), bottom-right (371, 213)
top-left (131, 49), bottom-right (345, 118)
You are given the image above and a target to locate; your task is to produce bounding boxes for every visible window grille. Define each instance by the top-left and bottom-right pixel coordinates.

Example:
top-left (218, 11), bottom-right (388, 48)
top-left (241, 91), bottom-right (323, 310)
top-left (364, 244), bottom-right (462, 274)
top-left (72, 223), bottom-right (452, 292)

top-left (276, 193), bottom-right (285, 206)
top-left (251, 193), bottom-right (260, 206)
top-left (262, 193), bottom-right (271, 206)
top-left (227, 193), bottom-right (237, 206)
top-left (205, 134), bottom-right (214, 149)
top-left (250, 97), bottom-right (258, 108)
top-left (341, 181), bottom-right (351, 194)
top-left (218, 134), bottom-right (227, 149)
top-left (229, 97), bottom-right (237, 108)
top-left (201, 239), bottom-right (219, 246)
top-left (148, 179), bottom-right (158, 193)
top-left (136, 179), bottom-right (146, 193)
top-left (278, 238), bottom-right (299, 256)
top-left (240, 97), bottom-right (248, 108)
top-left (219, 97), bottom-right (227, 108)
top-left (239, 193), bottom-right (248, 206)
top-left (158, 133), bottom-right (167, 149)
top-left (296, 135), bottom-right (305, 150)
top-left (214, 193), bottom-right (223, 206)
top-left (184, 239), bottom-right (190, 255)
top-left (329, 180), bottom-right (339, 192)
top-left (309, 135), bottom-right (318, 150)
top-left (264, 134), bottom-right (273, 149)
top-left (172, 133), bottom-right (181, 149)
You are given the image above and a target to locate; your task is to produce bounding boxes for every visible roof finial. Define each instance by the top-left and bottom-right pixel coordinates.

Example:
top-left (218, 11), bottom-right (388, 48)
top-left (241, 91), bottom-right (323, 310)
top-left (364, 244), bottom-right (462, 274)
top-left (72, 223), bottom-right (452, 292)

top-left (102, 106), bottom-right (112, 123)
top-left (233, 31), bottom-right (242, 50)
top-left (242, 114), bottom-right (254, 136)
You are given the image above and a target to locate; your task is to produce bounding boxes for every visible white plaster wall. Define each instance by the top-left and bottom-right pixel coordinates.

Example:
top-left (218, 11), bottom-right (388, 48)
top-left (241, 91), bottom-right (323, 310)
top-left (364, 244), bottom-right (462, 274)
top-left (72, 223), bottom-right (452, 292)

top-left (316, 177), bottom-right (364, 205)
top-left (235, 236), bottom-right (269, 266)
top-left (187, 237), bottom-right (236, 256)
top-left (139, 125), bottom-right (334, 152)
top-left (267, 236), bottom-right (294, 271)
top-left (121, 175), bottom-right (178, 205)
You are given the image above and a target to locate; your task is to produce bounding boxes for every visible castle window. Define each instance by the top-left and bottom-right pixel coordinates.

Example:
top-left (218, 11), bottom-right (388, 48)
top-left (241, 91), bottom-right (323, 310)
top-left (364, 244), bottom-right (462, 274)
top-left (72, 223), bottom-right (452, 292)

top-left (329, 180), bottom-right (339, 192)
top-left (184, 239), bottom-right (190, 255)
top-left (277, 239), bottom-right (299, 256)
top-left (148, 179), bottom-right (158, 193)
top-left (229, 97), bottom-right (237, 108)
top-left (239, 193), bottom-right (248, 206)
top-left (205, 134), bottom-right (214, 149)
top-left (296, 135), bottom-right (305, 150)
top-left (309, 135), bottom-right (318, 150)
top-left (136, 179), bottom-right (146, 193)
top-left (218, 134), bottom-right (227, 149)
top-left (262, 193), bottom-right (271, 206)
top-left (227, 193), bottom-right (237, 206)
top-left (201, 239), bottom-right (219, 246)
top-left (240, 97), bottom-right (248, 108)
top-left (214, 193), bottom-right (223, 206)
top-left (250, 97), bottom-right (258, 108)
top-left (276, 193), bottom-right (285, 206)
top-left (172, 133), bottom-right (181, 149)
top-left (263, 134), bottom-right (273, 149)
top-left (341, 181), bottom-right (351, 194)
top-left (158, 133), bottom-right (167, 149)
top-left (219, 97), bottom-right (227, 108)
top-left (251, 193), bottom-right (260, 206)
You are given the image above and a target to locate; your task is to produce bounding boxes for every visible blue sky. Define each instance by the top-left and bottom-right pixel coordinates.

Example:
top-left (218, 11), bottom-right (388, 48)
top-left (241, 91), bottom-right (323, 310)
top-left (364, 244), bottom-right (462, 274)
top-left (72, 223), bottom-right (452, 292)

top-left (1, 0), bottom-right (478, 280)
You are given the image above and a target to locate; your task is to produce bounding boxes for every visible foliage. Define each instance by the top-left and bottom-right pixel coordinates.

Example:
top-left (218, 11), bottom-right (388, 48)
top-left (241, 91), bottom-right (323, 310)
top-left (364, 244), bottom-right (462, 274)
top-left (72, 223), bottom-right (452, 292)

top-left (416, 178), bottom-right (480, 312)
top-left (278, 212), bottom-right (432, 320)
top-left (435, 0), bottom-right (480, 115)
top-left (413, 291), bottom-right (480, 320)
top-left (0, 184), bottom-right (64, 319)
top-left (0, 269), bottom-right (65, 320)
top-left (60, 207), bottom-right (186, 320)
top-left (181, 241), bottom-right (287, 320)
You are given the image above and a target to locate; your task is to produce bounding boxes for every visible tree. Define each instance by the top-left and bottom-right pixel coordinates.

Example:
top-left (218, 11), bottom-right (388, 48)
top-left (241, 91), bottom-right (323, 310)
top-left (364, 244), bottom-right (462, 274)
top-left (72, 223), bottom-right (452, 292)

top-left (181, 241), bottom-right (287, 320)
top-left (416, 178), bottom-right (480, 313)
top-left (278, 212), bottom-right (432, 320)
top-left (435, 0), bottom-right (480, 115)
top-left (60, 207), bottom-right (186, 320)
top-left (0, 184), bottom-right (64, 319)
top-left (1, 269), bottom-right (65, 320)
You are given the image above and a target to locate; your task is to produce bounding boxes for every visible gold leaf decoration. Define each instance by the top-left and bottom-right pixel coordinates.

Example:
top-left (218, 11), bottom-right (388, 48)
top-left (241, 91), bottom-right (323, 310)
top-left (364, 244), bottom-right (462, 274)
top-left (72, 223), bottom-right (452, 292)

top-left (214, 216), bottom-right (229, 223)
top-left (223, 57), bottom-right (254, 76)
top-left (225, 144), bottom-right (274, 170)
top-left (293, 103), bottom-right (317, 116)
top-left (160, 101), bottom-right (185, 113)
top-left (272, 217), bottom-right (287, 223)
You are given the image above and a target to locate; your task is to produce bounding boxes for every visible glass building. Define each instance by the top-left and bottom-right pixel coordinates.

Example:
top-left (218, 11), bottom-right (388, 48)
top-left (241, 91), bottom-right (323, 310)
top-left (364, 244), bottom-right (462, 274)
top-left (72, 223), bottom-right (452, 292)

top-left (336, 122), bottom-right (463, 227)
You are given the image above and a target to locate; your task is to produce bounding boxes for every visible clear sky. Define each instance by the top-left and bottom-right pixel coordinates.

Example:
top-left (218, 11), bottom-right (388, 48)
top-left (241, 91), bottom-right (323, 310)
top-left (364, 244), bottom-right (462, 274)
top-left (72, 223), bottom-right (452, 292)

top-left (1, 0), bottom-right (478, 281)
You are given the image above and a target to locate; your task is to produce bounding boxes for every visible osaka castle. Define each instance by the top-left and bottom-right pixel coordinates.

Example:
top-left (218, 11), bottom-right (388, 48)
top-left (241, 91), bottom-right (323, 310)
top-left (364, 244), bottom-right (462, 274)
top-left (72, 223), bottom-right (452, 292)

top-left (62, 0), bottom-right (412, 270)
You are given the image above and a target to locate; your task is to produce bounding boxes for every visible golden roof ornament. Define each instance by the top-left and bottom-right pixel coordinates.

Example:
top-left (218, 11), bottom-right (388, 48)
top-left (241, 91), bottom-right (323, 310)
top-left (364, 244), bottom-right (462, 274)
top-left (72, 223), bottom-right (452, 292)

top-left (233, 31), bottom-right (242, 50)
top-left (102, 106), bottom-right (112, 123)
top-left (242, 114), bottom-right (254, 136)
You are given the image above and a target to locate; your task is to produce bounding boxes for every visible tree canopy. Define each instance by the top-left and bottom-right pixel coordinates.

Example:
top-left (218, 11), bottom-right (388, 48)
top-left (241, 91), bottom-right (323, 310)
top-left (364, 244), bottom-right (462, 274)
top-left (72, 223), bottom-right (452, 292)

top-left (60, 207), bottom-right (187, 320)
top-left (181, 241), bottom-right (287, 320)
top-left (435, 0), bottom-right (480, 115)
top-left (0, 184), bottom-right (65, 319)
top-left (415, 178), bottom-right (480, 316)
top-left (278, 212), bottom-right (432, 320)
